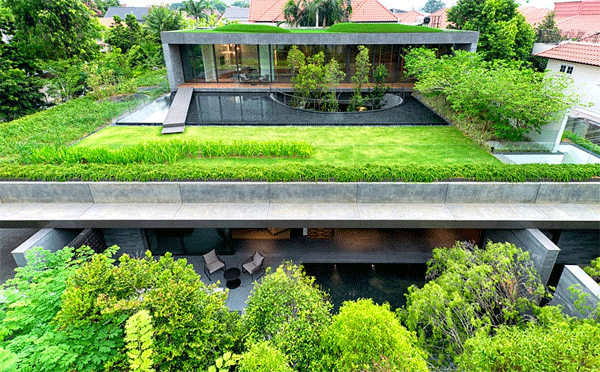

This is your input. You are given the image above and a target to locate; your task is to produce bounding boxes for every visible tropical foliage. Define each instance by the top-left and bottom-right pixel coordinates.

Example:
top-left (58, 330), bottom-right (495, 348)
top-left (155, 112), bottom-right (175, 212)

top-left (405, 48), bottom-right (579, 140)
top-left (447, 0), bottom-right (535, 61)
top-left (283, 0), bottom-right (351, 27)
top-left (242, 262), bottom-right (332, 371)
top-left (401, 241), bottom-right (547, 366)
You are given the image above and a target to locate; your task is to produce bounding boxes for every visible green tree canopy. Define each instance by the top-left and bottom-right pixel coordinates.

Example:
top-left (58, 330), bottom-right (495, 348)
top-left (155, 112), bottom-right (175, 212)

top-left (422, 0), bottom-right (445, 13)
top-left (320, 299), bottom-right (429, 372)
top-left (105, 14), bottom-right (143, 54)
top-left (242, 262), bottom-right (332, 371)
top-left (401, 241), bottom-right (547, 366)
top-left (457, 306), bottom-right (600, 371)
top-left (4, 0), bottom-right (101, 60)
top-left (143, 5), bottom-right (184, 42)
top-left (447, 0), bottom-right (535, 61)
top-left (232, 0), bottom-right (250, 7)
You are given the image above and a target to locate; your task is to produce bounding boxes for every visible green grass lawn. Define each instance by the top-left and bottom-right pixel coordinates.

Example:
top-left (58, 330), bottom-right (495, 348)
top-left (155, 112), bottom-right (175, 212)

top-left (185, 23), bottom-right (444, 34)
top-left (75, 126), bottom-right (498, 166)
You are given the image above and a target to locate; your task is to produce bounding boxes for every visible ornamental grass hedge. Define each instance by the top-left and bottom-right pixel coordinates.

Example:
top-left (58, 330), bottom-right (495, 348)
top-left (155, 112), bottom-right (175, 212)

top-left (1, 163), bottom-right (598, 182)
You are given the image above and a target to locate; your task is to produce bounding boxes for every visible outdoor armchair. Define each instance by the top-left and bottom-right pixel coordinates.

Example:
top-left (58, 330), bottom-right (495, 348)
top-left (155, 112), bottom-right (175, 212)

top-left (242, 251), bottom-right (265, 281)
top-left (203, 249), bottom-right (226, 281)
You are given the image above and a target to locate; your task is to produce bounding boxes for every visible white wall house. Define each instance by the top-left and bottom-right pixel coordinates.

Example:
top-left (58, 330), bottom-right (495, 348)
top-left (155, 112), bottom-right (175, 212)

top-left (535, 36), bottom-right (600, 146)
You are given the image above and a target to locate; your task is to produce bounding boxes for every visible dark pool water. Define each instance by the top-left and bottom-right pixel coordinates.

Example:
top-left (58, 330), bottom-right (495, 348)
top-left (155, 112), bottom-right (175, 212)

top-left (116, 92), bottom-right (447, 126)
top-left (303, 263), bottom-right (427, 312)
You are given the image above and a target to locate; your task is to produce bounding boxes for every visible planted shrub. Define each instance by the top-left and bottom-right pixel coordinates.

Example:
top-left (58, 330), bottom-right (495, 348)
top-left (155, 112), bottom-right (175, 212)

top-left (23, 140), bottom-right (314, 164)
top-left (238, 342), bottom-right (293, 372)
top-left (320, 299), bottom-right (428, 372)
top-left (242, 262), bottom-right (332, 372)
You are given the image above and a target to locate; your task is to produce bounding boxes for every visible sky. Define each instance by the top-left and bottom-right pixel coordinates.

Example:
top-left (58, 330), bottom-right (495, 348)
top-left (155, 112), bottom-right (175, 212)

top-left (121, 0), bottom-right (559, 12)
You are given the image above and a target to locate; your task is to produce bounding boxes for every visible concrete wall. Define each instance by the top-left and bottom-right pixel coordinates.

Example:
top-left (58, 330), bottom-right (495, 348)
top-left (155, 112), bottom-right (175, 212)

top-left (103, 228), bottom-right (149, 258)
top-left (484, 229), bottom-right (560, 285)
top-left (559, 143), bottom-right (600, 164)
top-left (11, 228), bottom-right (80, 267)
top-left (551, 265), bottom-right (600, 318)
top-left (1, 182), bottom-right (598, 204)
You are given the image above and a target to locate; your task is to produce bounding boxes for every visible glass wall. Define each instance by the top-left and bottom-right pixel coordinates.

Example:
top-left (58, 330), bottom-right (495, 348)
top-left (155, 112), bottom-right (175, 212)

top-left (179, 43), bottom-right (409, 84)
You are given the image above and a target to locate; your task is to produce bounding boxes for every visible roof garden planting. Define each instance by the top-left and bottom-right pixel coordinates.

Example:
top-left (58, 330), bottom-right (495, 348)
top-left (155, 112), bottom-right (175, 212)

top-left (184, 23), bottom-right (444, 33)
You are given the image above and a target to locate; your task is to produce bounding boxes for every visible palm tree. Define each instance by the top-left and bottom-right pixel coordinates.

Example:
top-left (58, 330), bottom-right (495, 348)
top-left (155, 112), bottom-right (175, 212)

top-left (284, 0), bottom-right (351, 27)
top-left (183, 0), bottom-right (212, 26)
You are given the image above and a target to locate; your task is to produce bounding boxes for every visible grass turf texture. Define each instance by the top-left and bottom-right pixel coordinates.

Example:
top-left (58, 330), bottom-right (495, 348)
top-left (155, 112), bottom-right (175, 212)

top-left (187, 23), bottom-right (444, 33)
top-left (73, 126), bottom-right (498, 167)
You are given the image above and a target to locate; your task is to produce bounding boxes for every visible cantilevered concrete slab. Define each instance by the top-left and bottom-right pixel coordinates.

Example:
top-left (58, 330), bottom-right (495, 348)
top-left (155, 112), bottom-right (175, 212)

top-left (0, 182), bottom-right (598, 229)
top-left (161, 86), bottom-right (193, 134)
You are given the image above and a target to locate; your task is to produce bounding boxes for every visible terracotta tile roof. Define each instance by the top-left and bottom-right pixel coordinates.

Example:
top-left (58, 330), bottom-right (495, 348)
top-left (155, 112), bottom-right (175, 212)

top-left (579, 31), bottom-right (600, 42)
top-left (428, 8), bottom-right (450, 29)
top-left (518, 6), bottom-right (552, 26)
top-left (248, 0), bottom-right (397, 23)
top-left (395, 10), bottom-right (424, 24)
top-left (555, 14), bottom-right (600, 38)
top-left (535, 41), bottom-right (600, 67)
top-left (555, 0), bottom-right (600, 17)
top-left (349, 0), bottom-right (398, 22)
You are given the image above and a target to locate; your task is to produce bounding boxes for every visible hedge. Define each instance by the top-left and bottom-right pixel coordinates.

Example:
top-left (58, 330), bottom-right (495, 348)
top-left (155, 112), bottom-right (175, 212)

top-left (24, 140), bottom-right (314, 165)
top-left (1, 163), bottom-right (598, 182)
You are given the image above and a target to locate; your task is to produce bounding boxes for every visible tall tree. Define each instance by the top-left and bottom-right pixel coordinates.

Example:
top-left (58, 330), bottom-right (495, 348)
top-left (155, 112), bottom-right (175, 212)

top-left (421, 0), bottom-right (445, 13)
top-left (183, 0), bottom-right (212, 25)
top-left (447, 0), bottom-right (535, 61)
top-left (4, 0), bottom-right (101, 60)
top-left (232, 1), bottom-right (250, 7)
top-left (143, 5), bottom-right (184, 42)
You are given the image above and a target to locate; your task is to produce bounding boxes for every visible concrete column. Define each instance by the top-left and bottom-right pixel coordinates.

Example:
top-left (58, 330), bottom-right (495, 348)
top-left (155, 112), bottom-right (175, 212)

top-left (163, 43), bottom-right (184, 91)
top-left (11, 228), bottom-right (81, 267)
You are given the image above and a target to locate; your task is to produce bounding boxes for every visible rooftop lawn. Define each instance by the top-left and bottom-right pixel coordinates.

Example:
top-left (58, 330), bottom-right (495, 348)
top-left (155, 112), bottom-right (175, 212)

top-left (74, 126), bottom-right (498, 167)
top-left (183, 23), bottom-right (444, 34)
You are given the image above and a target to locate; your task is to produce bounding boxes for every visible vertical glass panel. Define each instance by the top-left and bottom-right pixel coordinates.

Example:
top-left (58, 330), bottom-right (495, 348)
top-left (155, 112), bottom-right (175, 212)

top-left (214, 44), bottom-right (238, 82)
top-left (238, 44), bottom-right (259, 80)
top-left (201, 45), bottom-right (217, 82)
top-left (258, 45), bottom-right (272, 81)
top-left (181, 44), bottom-right (206, 83)
top-left (273, 44), bottom-right (292, 83)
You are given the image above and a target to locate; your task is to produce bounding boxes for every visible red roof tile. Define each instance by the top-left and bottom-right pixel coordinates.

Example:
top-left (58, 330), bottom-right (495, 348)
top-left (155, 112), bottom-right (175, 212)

top-left (555, 0), bottom-right (600, 16)
top-left (555, 14), bottom-right (600, 38)
top-left (535, 42), bottom-right (600, 67)
top-left (395, 10), bottom-right (424, 24)
top-left (518, 6), bottom-right (552, 26)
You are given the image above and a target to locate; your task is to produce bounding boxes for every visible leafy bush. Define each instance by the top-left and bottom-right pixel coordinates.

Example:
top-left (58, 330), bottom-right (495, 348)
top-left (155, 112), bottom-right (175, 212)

top-left (1, 162), bottom-right (599, 182)
top-left (401, 241), bottom-right (547, 366)
top-left (57, 251), bottom-right (241, 371)
top-left (584, 257), bottom-right (600, 283)
top-left (125, 310), bottom-right (155, 372)
top-left (24, 140), bottom-right (314, 164)
top-left (238, 342), bottom-right (293, 372)
top-left (563, 130), bottom-right (600, 156)
top-left (242, 262), bottom-right (332, 371)
top-left (405, 48), bottom-right (578, 141)
top-left (457, 306), bottom-right (600, 371)
top-left (320, 299), bottom-right (428, 372)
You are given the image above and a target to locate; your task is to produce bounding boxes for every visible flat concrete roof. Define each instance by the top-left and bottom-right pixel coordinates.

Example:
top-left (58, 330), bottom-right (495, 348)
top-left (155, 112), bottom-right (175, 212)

top-left (161, 29), bottom-right (480, 46)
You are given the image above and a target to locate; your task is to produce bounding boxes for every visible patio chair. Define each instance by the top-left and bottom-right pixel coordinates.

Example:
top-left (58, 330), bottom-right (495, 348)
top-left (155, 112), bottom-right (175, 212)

top-left (203, 249), bottom-right (226, 281)
top-left (242, 251), bottom-right (265, 281)
top-left (237, 73), bottom-right (250, 83)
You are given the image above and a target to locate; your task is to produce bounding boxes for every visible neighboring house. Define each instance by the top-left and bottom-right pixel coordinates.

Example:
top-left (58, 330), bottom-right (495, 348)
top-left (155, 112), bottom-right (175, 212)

top-left (100, 7), bottom-right (149, 28)
top-left (248, 0), bottom-right (398, 23)
top-left (535, 34), bottom-right (600, 143)
top-left (427, 8), bottom-right (450, 29)
top-left (394, 10), bottom-right (424, 25)
top-left (518, 6), bottom-right (552, 27)
top-left (219, 6), bottom-right (250, 23)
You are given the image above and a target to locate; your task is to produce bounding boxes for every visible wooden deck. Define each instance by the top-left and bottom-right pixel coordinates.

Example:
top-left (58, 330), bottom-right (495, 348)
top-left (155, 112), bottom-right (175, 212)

top-left (178, 81), bottom-right (415, 91)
